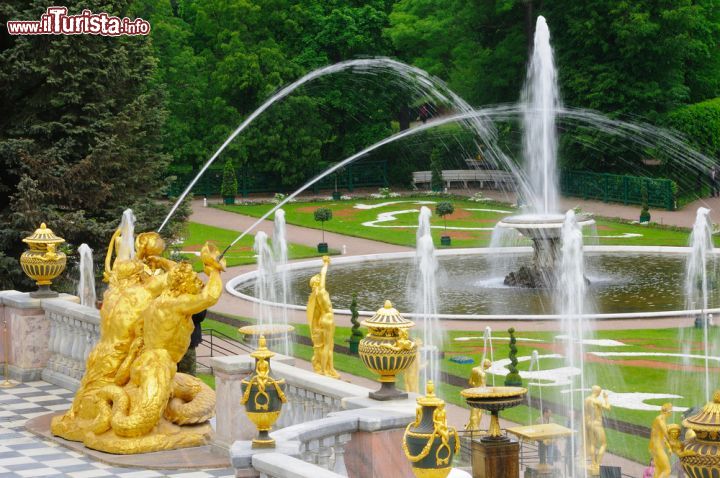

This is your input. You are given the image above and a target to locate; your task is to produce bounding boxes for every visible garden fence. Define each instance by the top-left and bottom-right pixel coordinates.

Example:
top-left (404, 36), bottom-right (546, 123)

top-left (560, 171), bottom-right (676, 211)
top-left (167, 160), bottom-right (388, 198)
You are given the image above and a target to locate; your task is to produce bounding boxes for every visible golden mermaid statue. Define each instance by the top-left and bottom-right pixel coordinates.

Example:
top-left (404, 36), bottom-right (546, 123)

top-left (52, 223), bottom-right (225, 454)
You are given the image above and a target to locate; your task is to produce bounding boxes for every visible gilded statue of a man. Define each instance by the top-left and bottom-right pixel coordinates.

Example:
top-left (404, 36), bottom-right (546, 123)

top-left (648, 403), bottom-right (672, 478)
top-left (584, 385), bottom-right (611, 475)
top-left (306, 256), bottom-right (339, 378)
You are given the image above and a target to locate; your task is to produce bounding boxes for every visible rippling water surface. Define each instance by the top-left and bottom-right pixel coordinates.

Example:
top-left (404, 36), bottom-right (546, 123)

top-left (235, 253), bottom-right (717, 315)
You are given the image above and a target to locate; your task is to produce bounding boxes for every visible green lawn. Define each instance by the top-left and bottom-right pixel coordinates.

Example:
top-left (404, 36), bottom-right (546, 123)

top-left (176, 221), bottom-right (332, 269)
top-left (216, 195), bottom-right (707, 248)
top-left (203, 314), bottom-right (716, 464)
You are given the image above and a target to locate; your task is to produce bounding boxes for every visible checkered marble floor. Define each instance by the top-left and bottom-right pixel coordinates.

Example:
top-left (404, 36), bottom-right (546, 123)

top-left (0, 381), bottom-right (235, 478)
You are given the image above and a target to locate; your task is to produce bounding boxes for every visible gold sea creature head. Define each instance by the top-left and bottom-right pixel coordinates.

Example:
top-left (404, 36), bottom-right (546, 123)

top-left (136, 232), bottom-right (166, 258)
top-left (168, 262), bottom-right (202, 294)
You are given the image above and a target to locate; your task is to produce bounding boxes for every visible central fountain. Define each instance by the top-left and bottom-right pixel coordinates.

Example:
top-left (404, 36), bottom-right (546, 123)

top-left (496, 16), bottom-right (594, 288)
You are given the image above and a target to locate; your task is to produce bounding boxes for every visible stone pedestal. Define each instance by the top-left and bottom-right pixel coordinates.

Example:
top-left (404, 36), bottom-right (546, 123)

top-left (471, 438), bottom-right (519, 478)
top-left (0, 291), bottom-right (77, 382)
top-left (211, 353), bottom-right (295, 450)
top-left (345, 428), bottom-right (414, 478)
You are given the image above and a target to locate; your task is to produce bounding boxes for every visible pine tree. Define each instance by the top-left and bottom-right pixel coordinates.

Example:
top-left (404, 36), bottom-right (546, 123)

top-left (0, 1), bottom-right (187, 290)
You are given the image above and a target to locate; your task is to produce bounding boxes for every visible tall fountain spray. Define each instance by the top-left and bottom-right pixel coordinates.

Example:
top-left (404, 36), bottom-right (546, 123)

top-left (252, 232), bottom-right (289, 355)
top-left (117, 209), bottom-right (136, 261)
top-left (480, 326), bottom-right (496, 387)
top-left (273, 209), bottom-right (291, 354)
top-left (685, 207), bottom-right (714, 402)
top-left (414, 207), bottom-right (442, 392)
top-left (523, 16), bottom-right (560, 215)
top-left (77, 244), bottom-right (96, 308)
top-left (496, 16), bottom-right (594, 288)
top-left (557, 209), bottom-right (588, 478)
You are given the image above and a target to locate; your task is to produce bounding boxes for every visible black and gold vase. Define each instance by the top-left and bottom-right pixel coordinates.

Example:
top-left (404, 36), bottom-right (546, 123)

top-left (241, 335), bottom-right (287, 448)
top-left (403, 381), bottom-right (459, 478)
top-left (358, 300), bottom-right (417, 400)
top-left (680, 390), bottom-right (720, 477)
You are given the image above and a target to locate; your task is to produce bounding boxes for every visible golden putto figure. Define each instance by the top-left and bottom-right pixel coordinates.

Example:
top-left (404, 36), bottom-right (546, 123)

top-left (306, 255), bottom-right (339, 378)
top-left (51, 226), bottom-right (225, 454)
top-left (584, 385), bottom-right (611, 475)
top-left (464, 358), bottom-right (491, 432)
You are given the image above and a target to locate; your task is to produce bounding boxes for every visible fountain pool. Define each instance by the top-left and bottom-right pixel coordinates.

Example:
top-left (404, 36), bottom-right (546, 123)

top-left (227, 246), bottom-right (720, 320)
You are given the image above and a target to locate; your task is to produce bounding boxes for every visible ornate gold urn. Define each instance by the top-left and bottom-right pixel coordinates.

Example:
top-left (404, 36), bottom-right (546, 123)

top-left (20, 223), bottom-right (66, 298)
top-left (359, 300), bottom-right (417, 400)
top-left (679, 390), bottom-right (720, 477)
top-left (403, 381), bottom-right (459, 478)
top-left (241, 335), bottom-right (288, 448)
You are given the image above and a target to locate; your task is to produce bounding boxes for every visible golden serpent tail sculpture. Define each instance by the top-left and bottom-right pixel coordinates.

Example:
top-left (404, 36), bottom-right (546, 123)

top-left (51, 235), bottom-right (225, 454)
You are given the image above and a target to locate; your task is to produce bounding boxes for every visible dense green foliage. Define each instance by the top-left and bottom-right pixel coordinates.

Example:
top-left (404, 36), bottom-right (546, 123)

top-left (666, 98), bottom-right (720, 158)
top-left (138, 0), bottom-right (720, 191)
top-left (0, 0), bottom-right (187, 290)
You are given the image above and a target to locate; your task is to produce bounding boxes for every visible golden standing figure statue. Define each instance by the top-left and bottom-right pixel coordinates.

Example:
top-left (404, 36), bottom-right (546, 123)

top-left (648, 403), bottom-right (673, 478)
top-left (464, 359), bottom-right (491, 431)
top-left (584, 385), bottom-right (611, 475)
top-left (52, 223), bottom-right (225, 454)
top-left (306, 256), bottom-right (339, 378)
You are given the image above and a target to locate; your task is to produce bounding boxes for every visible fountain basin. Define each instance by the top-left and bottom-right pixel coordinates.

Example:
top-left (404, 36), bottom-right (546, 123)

top-left (496, 213), bottom-right (595, 239)
top-left (461, 386), bottom-right (527, 442)
top-left (227, 246), bottom-right (720, 320)
top-left (496, 213), bottom-right (595, 287)
top-left (239, 325), bottom-right (295, 350)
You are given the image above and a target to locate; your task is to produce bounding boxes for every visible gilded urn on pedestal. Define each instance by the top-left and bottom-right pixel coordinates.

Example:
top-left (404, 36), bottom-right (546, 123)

top-left (358, 300), bottom-right (416, 400)
top-left (20, 223), bottom-right (66, 298)
top-left (679, 390), bottom-right (720, 477)
top-left (403, 381), bottom-right (459, 478)
top-left (241, 335), bottom-right (288, 448)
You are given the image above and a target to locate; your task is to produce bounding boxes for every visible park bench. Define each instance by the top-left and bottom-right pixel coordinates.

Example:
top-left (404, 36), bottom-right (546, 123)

top-left (412, 169), bottom-right (515, 189)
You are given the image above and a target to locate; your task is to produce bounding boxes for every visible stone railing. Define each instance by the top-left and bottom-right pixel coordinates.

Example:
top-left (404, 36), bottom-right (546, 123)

top-left (0, 291), bottom-right (79, 382)
top-left (252, 453), bottom-right (345, 478)
top-left (232, 407), bottom-right (417, 478)
top-left (42, 299), bottom-right (100, 391)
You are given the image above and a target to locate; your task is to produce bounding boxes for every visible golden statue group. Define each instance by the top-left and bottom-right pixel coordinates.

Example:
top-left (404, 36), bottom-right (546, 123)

top-left (51, 228), bottom-right (225, 454)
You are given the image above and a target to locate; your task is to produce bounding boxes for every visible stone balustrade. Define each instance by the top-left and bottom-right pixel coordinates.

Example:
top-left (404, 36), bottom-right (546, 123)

top-left (42, 299), bottom-right (100, 391)
top-left (252, 453), bottom-right (345, 478)
top-left (0, 291), bottom-right (79, 382)
top-left (231, 403), bottom-right (417, 478)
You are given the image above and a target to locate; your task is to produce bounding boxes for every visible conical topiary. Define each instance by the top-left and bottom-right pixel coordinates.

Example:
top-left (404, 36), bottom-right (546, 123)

top-left (348, 294), bottom-right (363, 355)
